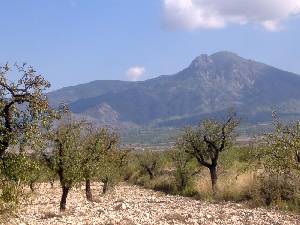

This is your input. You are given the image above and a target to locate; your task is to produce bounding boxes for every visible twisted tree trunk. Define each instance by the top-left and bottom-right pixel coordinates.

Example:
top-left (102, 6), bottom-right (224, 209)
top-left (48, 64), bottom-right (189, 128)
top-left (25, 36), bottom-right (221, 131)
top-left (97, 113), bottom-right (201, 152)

top-left (209, 165), bottom-right (218, 196)
top-left (60, 185), bottom-right (70, 211)
top-left (102, 177), bottom-right (109, 194)
top-left (85, 178), bottom-right (93, 201)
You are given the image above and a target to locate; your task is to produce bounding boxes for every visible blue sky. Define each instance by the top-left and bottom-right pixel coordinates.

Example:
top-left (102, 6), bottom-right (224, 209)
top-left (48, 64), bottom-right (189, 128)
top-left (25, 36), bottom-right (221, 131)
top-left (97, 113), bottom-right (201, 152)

top-left (0, 0), bottom-right (300, 90)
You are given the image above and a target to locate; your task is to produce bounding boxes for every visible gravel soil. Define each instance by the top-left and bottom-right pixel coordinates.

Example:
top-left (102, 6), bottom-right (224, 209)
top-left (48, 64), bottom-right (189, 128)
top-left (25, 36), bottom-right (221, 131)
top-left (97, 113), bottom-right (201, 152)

top-left (4, 182), bottom-right (300, 225)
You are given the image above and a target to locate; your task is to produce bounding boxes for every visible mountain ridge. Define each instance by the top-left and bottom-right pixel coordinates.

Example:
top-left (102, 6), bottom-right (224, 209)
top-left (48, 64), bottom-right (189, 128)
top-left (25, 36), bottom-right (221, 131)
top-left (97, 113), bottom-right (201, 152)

top-left (48, 51), bottom-right (300, 127)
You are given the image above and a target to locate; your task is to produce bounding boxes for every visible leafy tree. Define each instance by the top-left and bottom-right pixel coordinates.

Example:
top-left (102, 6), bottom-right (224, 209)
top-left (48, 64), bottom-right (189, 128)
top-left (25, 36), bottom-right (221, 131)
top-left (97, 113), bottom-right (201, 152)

top-left (1, 153), bottom-right (42, 192)
top-left (263, 112), bottom-right (300, 173)
top-left (49, 120), bottom-right (84, 211)
top-left (0, 63), bottom-right (62, 213)
top-left (254, 112), bottom-right (300, 206)
top-left (0, 63), bottom-right (57, 157)
top-left (98, 148), bottom-right (129, 195)
top-left (0, 151), bottom-right (44, 214)
top-left (177, 112), bottom-right (239, 195)
top-left (41, 152), bottom-right (56, 188)
top-left (169, 148), bottom-right (200, 193)
top-left (81, 126), bottom-right (119, 200)
top-left (98, 151), bottom-right (120, 194)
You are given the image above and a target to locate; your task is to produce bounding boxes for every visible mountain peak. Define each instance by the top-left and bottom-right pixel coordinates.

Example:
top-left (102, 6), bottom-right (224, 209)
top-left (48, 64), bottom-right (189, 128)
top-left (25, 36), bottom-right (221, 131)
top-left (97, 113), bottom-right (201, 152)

top-left (211, 51), bottom-right (240, 58)
top-left (189, 51), bottom-right (245, 69)
top-left (189, 54), bottom-right (212, 69)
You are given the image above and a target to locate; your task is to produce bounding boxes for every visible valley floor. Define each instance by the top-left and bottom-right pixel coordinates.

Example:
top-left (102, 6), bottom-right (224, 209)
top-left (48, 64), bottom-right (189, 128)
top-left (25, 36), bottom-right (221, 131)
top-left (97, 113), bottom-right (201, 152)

top-left (4, 183), bottom-right (300, 225)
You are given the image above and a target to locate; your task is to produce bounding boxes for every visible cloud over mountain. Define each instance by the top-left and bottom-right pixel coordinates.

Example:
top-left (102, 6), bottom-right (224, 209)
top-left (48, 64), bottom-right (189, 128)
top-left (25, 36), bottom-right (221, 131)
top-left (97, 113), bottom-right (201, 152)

top-left (163, 0), bottom-right (300, 31)
top-left (126, 66), bottom-right (146, 81)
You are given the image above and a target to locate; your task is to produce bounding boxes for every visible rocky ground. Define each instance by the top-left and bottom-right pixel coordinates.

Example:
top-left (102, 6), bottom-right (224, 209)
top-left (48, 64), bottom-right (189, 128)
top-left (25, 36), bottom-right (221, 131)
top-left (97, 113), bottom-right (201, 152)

top-left (4, 182), bottom-right (300, 225)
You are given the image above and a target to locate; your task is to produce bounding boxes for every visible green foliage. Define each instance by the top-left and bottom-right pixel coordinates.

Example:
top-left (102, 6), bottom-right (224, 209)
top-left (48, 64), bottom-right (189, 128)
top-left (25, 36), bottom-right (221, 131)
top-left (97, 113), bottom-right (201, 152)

top-left (81, 126), bottom-right (123, 194)
top-left (251, 173), bottom-right (300, 210)
top-left (0, 180), bottom-right (22, 214)
top-left (50, 119), bottom-right (85, 188)
top-left (136, 150), bottom-right (163, 180)
top-left (98, 151), bottom-right (122, 194)
top-left (151, 176), bottom-right (176, 193)
top-left (246, 112), bottom-right (300, 211)
top-left (176, 112), bottom-right (239, 194)
top-left (0, 63), bottom-right (63, 213)
top-left (168, 148), bottom-right (200, 193)
top-left (0, 63), bottom-right (63, 157)
top-left (219, 146), bottom-right (256, 177)
top-left (122, 152), bottom-right (139, 182)
top-left (177, 114), bottom-right (239, 167)
top-left (260, 113), bottom-right (300, 174)
top-left (81, 127), bottom-right (119, 178)
top-left (0, 152), bottom-right (44, 213)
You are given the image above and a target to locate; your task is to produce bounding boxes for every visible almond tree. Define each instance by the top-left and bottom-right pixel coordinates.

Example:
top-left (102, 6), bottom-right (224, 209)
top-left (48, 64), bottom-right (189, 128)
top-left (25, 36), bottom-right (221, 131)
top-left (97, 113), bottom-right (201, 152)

top-left (98, 148), bottom-right (127, 195)
top-left (49, 120), bottom-right (84, 211)
top-left (263, 112), bottom-right (300, 173)
top-left (136, 150), bottom-right (162, 180)
top-left (1, 152), bottom-right (41, 192)
top-left (0, 63), bottom-right (57, 157)
top-left (177, 112), bottom-right (239, 195)
top-left (254, 112), bottom-right (300, 205)
top-left (82, 127), bottom-right (119, 200)
top-left (0, 63), bottom-right (63, 212)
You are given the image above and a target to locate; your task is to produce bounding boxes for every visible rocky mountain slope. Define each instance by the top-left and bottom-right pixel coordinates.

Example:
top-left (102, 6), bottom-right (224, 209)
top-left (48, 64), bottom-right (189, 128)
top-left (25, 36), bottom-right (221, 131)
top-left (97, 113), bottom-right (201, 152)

top-left (48, 51), bottom-right (300, 127)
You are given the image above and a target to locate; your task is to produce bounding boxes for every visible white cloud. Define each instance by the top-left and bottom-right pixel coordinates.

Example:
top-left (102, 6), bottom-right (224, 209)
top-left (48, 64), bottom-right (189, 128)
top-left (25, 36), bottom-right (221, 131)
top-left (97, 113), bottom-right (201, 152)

top-left (126, 66), bottom-right (146, 81)
top-left (163, 0), bottom-right (300, 31)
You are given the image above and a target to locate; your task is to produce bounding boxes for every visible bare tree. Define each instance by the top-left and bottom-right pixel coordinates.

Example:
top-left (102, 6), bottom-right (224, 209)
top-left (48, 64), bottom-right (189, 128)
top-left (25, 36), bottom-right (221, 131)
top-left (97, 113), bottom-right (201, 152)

top-left (177, 112), bottom-right (239, 195)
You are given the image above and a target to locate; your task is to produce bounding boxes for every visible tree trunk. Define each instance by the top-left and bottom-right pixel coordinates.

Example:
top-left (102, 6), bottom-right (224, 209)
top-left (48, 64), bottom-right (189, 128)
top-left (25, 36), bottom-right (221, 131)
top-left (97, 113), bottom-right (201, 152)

top-left (60, 186), bottom-right (70, 211)
top-left (209, 165), bottom-right (218, 196)
top-left (0, 142), bottom-right (9, 158)
top-left (179, 174), bottom-right (187, 191)
top-left (147, 168), bottom-right (154, 180)
top-left (85, 178), bottom-right (93, 201)
top-left (29, 181), bottom-right (35, 192)
top-left (102, 179), bottom-right (109, 194)
top-left (50, 179), bottom-right (54, 188)
top-left (0, 106), bottom-right (13, 157)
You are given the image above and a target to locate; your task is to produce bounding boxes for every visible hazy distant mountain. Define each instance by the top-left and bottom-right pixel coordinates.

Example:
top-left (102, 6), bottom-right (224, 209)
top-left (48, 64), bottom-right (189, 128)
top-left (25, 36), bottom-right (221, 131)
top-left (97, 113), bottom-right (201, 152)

top-left (48, 51), bottom-right (300, 127)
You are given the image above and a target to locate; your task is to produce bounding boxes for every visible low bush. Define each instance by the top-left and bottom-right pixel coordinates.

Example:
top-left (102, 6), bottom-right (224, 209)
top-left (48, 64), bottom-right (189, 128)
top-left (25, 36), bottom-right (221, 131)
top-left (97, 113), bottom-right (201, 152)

top-left (251, 173), bottom-right (300, 211)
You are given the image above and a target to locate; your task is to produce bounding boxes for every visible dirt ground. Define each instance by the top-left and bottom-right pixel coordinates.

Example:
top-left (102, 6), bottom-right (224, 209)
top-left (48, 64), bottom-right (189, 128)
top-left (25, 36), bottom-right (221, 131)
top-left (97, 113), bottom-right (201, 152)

top-left (4, 182), bottom-right (300, 225)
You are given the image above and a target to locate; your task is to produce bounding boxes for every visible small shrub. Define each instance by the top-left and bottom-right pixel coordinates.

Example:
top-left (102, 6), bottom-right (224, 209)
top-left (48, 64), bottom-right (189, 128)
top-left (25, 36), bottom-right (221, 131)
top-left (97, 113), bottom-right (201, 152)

top-left (180, 181), bottom-right (198, 197)
top-left (135, 174), bottom-right (151, 187)
top-left (215, 172), bottom-right (254, 202)
top-left (251, 173), bottom-right (299, 209)
top-left (0, 180), bottom-right (23, 214)
top-left (152, 176), bottom-right (176, 194)
top-left (168, 148), bottom-right (200, 194)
